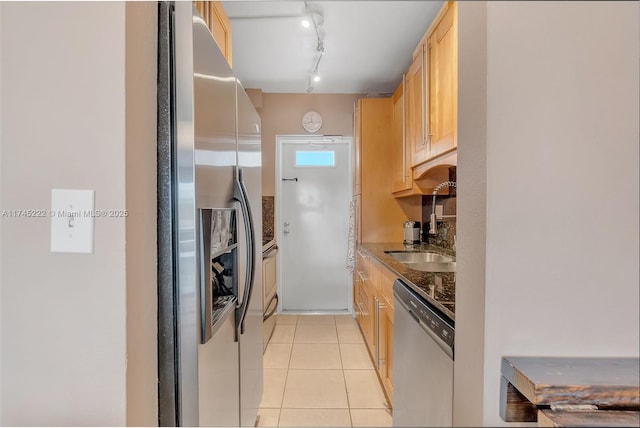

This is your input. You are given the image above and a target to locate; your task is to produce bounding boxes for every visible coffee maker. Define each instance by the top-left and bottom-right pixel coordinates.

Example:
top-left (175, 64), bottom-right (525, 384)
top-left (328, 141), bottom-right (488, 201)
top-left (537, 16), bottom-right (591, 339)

top-left (403, 221), bottom-right (421, 244)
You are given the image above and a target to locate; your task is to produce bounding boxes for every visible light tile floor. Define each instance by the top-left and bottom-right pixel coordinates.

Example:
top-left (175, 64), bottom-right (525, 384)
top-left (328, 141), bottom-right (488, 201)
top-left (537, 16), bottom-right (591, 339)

top-left (257, 315), bottom-right (392, 427)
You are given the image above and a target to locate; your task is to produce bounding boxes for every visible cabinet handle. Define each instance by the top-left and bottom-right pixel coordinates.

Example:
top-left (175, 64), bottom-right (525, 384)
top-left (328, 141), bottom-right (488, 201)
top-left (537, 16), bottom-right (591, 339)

top-left (374, 297), bottom-right (380, 369)
top-left (401, 73), bottom-right (408, 181)
top-left (421, 44), bottom-right (426, 149)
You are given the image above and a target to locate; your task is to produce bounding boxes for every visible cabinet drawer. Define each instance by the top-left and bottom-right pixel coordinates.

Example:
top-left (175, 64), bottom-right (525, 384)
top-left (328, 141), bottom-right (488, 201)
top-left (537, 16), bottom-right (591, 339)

top-left (360, 277), bottom-right (371, 301)
top-left (356, 249), bottom-right (369, 278)
top-left (379, 266), bottom-right (396, 309)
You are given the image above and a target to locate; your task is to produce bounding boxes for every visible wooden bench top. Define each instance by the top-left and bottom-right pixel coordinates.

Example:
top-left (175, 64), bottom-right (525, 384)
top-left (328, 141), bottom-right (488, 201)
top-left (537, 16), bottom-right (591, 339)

top-left (500, 357), bottom-right (640, 424)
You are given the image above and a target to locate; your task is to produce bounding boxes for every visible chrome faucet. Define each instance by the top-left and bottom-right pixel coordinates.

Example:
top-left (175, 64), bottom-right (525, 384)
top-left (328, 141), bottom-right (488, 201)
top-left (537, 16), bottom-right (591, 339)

top-left (429, 181), bottom-right (457, 235)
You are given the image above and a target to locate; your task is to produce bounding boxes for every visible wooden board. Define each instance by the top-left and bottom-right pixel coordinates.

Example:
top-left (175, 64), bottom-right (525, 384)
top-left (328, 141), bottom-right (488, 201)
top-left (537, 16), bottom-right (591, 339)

top-left (502, 357), bottom-right (640, 407)
top-left (500, 376), bottom-right (538, 422)
top-left (501, 357), bottom-right (640, 423)
top-left (538, 409), bottom-right (640, 427)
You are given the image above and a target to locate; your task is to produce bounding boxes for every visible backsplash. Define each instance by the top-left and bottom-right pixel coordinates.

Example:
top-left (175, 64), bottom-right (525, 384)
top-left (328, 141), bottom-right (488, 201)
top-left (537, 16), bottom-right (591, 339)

top-left (421, 166), bottom-right (456, 251)
top-left (262, 196), bottom-right (274, 240)
top-left (422, 197), bottom-right (456, 251)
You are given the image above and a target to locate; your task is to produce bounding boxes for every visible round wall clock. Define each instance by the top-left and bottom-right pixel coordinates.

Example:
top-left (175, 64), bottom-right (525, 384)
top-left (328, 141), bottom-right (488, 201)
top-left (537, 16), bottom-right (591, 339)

top-left (302, 111), bottom-right (323, 133)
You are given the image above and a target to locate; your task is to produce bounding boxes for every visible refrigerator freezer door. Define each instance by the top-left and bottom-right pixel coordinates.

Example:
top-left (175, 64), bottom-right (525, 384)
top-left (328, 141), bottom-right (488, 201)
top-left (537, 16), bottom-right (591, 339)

top-left (193, 6), bottom-right (242, 427)
top-left (237, 82), bottom-right (264, 427)
top-left (193, 18), bottom-right (236, 210)
top-left (198, 309), bottom-right (240, 426)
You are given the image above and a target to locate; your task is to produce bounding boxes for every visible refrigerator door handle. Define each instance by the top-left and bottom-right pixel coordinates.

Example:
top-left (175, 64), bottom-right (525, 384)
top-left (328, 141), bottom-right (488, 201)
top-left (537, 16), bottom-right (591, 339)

top-left (232, 167), bottom-right (256, 336)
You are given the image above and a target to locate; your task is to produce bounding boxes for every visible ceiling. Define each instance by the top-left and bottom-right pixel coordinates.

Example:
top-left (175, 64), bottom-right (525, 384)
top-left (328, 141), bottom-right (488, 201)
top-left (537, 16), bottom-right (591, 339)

top-left (222, 1), bottom-right (444, 94)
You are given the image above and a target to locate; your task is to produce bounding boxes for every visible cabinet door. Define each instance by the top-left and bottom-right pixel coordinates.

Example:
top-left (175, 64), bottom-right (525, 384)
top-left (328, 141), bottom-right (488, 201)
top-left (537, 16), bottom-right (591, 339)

top-left (380, 303), bottom-right (394, 404)
top-left (263, 254), bottom-right (277, 303)
top-left (428, 2), bottom-right (457, 157)
top-left (355, 250), bottom-right (372, 349)
top-left (359, 98), bottom-right (405, 242)
top-left (194, 2), bottom-right (233, 67)
top-left (391, 80), bottom-right (412, 193)
top-left (407, 45), bottom-right (429, 167)
top-left (211, 2), bottom-right (233, 67)
top-left (377, 265), bottom-right (395, 403)
top-left (363, 255), bottom-right (376, 355)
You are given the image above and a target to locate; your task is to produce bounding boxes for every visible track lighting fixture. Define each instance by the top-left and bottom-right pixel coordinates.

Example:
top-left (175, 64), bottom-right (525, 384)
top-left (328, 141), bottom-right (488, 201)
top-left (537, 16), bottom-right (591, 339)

top-left (230, 2), bottom-right (325, 92)
top-left (304, 2), bottom-right (325, 93)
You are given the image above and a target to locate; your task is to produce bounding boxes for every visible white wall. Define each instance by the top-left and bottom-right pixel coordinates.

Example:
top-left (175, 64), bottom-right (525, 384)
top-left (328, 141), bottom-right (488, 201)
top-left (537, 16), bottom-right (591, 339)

top-left (1, 2), bottom-right (157, 425)
top-left (482, 1), bottom-right (639, 425)
top-left (454, 2), bottom-right (487, 426)
top-left (0, 4), bottom-right (3, 422)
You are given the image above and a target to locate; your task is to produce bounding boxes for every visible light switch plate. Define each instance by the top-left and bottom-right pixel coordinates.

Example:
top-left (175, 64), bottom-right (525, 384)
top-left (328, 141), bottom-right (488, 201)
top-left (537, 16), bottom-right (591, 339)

top-left (435, 204), bottom-right (444, 219)
top-left (50, 189), bottom-right (95, 254)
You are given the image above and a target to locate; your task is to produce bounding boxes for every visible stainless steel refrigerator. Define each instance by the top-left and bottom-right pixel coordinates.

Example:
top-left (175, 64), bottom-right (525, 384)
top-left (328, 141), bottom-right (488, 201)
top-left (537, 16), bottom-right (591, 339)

top-left (157, 2), bottom-right (263, 426)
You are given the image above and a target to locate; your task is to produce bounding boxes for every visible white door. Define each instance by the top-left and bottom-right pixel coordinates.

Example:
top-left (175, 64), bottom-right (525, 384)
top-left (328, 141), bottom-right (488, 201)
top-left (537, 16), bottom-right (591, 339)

top-left (278, 137), bottom-right (351, 312)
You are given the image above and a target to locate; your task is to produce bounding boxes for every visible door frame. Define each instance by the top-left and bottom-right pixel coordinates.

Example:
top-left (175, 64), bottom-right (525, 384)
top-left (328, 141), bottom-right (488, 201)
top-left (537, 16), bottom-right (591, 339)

top-left (275, 134), bottom-right (353, 314)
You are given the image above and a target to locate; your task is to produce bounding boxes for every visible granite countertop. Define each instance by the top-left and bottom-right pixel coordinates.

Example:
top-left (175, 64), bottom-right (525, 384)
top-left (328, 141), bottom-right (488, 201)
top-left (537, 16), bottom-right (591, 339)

top-left (359, 242), bottom-right (456, 321)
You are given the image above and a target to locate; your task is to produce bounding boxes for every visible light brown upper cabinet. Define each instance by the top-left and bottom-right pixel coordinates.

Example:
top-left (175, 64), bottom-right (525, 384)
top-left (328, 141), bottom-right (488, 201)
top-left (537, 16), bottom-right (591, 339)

top-left (194, 1), bottom-right (233, 67)
top-left (391, 79), bottom-right (412, 193)
top-left (406, 46), bottom-right (429, 167)
top-left (355, 98), bottom-right (407, 242)
top-left (427, 1), bottom-right (457, 158)
top-left (406, 1), bottom-right (457, 171)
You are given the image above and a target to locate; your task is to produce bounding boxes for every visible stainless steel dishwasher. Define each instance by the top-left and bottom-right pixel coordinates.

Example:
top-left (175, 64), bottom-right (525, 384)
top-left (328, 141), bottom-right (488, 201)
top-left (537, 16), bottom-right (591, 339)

top-left (393, 279), bottom-right (454, 427)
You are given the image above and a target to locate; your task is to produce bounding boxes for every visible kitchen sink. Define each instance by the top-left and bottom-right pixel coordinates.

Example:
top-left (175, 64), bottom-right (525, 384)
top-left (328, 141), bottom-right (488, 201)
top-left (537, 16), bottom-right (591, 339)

top-left (405, 261), bottom-right (456, 272)
top-left (384, 251), bottom-right (456, 272)
top-left (385, 251), bottom-right (454, 264)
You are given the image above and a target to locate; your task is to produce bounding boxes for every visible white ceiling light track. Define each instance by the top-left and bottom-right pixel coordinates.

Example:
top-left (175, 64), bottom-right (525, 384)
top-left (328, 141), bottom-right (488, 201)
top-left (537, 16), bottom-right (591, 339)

top-left (303, 1), bottom-right (324, 93)
top-left (226, 1), bottom-right (326, 93)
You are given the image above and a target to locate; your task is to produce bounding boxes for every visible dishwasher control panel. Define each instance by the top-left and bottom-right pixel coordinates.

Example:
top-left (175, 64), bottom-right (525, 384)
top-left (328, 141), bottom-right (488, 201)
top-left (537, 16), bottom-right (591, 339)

top-left (393, 279), bottom-right (455, 356)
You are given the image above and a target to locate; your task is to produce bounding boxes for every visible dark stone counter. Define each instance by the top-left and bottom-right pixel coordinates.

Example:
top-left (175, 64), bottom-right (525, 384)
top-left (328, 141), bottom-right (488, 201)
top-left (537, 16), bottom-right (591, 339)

top-left (359, 242), bottom-right (456, 322)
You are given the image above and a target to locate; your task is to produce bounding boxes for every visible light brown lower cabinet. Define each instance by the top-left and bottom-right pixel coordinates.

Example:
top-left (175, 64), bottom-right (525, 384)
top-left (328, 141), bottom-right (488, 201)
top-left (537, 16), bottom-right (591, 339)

top-left (355, 249), bottom-right (395, 405)
top-left (354, 249), bottom-right (374, 351)
top-left (378, 262), bottom-right (396, 401)
top-left (354, 250), bottom-right (371, 346)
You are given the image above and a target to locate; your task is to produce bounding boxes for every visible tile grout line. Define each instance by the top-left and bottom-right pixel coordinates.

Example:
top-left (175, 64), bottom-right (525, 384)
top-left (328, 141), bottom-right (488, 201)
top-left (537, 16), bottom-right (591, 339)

top-left (281, 316), bottom-right (301, 426)
top-left (335, 318), bottom-right (356, 427)
top-left (278, 318), bottom-right (297, 422)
